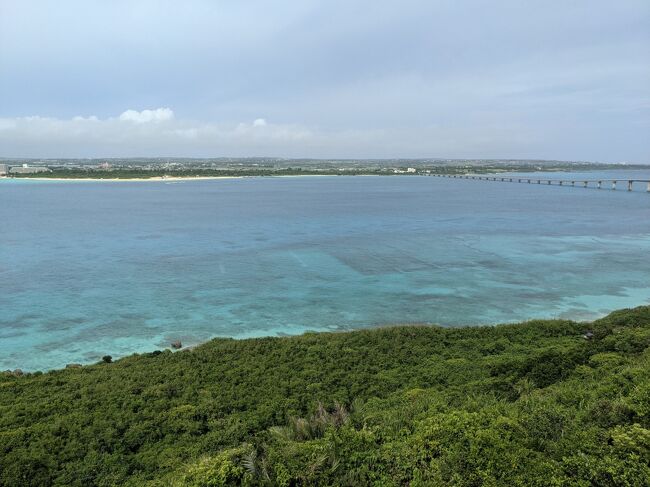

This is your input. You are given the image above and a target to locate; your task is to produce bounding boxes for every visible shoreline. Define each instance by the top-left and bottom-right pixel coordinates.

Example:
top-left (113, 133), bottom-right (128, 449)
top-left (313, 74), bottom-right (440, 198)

top-left (2, 307), bottom-right (620, 374)
top-left (0, 174), bottom-right (378, 183)
top-left (1, 175), bottom-right (244, 182)
top-left (2, 166), bottom-right (649, 183)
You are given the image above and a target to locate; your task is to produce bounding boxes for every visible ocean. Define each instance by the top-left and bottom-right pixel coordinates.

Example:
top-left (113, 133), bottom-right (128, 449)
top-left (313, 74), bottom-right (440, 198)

top-left (2, 170), bottom-right (650, 370)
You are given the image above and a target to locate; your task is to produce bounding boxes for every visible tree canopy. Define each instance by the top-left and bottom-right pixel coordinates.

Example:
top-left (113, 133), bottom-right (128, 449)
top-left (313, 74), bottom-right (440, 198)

top-left (1, 307), bottom-right (649, 485)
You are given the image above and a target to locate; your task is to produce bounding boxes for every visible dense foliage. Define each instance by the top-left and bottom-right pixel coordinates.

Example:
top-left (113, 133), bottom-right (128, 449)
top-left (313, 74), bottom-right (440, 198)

top-left (1, 307), bottom-right (649, 486)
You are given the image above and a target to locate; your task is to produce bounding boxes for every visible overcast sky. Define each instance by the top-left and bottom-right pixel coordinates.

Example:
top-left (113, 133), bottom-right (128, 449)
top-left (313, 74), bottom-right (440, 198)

top-left (1, 0), bottom-right (648, 161)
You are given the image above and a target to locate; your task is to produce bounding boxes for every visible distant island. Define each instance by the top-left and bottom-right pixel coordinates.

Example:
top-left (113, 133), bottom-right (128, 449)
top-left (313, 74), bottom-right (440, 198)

top-left (1, 306), bottom-right (648, 485)
top-left (1, 157), bottom-right (649, 180)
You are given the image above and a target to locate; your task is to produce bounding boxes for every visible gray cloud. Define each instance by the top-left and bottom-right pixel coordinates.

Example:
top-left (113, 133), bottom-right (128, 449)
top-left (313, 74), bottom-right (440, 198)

top-left (0, 0), bottom-right (648, 161)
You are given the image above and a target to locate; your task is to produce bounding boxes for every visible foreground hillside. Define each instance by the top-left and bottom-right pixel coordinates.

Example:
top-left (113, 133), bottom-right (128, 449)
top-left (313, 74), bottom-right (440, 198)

top-left (1, 308), bottom-right (649, 486)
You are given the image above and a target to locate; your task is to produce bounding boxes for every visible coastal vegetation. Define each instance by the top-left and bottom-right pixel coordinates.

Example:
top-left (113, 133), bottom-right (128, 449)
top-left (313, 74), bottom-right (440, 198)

top-left (1, 307), bottom-right (649, 486)
top-left (8, 167), bottom-right (396, 179)
top-left (7, 161), bottom-right (649, 180)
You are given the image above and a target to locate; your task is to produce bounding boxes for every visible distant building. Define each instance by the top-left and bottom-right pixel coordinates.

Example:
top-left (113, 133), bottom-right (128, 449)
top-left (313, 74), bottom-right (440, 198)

top-left (407, 167), bottom-right (416, 173)
top-left (9, 165), bottom-right (51, 174)
top-left (0, 164), bottom-right (7, 176)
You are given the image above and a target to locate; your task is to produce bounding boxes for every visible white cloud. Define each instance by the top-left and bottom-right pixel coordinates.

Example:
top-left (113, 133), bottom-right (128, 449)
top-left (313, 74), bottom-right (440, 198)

top-left (0, 111), bottom-right (322, 158)
top-left (0, 108), bottom-right (646, 162)
top-left (72, 115), bottom-right (99, 122)
top-left (118, 108), bottom-right (174, 123)
top-left (0, 119), bottom-right (17, 130)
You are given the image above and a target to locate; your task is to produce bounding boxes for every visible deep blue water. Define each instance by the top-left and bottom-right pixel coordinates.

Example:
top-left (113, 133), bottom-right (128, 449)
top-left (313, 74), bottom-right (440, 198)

top-left (2, 171), bottom-right (650, 370)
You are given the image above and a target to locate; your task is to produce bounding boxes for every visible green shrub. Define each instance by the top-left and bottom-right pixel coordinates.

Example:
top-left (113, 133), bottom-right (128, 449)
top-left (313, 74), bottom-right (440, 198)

top-left (1, 306), bottom-right (649, 486)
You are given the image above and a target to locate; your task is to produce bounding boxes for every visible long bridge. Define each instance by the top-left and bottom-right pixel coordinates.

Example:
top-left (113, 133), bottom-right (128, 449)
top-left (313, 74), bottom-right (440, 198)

top-left (431, 174), bottom-right (650, 192)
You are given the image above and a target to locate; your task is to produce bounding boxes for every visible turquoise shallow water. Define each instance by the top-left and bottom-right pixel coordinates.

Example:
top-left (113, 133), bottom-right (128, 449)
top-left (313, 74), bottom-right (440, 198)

top-left (1, 171), bottom-right (650, 370)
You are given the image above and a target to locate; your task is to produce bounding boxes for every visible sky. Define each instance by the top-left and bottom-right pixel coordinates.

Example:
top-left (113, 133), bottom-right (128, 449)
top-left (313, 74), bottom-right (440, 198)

top-left (0, 0), bottom-right (648, 162)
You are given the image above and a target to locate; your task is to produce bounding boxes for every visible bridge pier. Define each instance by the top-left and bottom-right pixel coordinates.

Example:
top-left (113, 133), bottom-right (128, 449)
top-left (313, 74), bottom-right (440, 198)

top-left (583, 181), bottom-right (588, 188)
top-left (598, 181), bottom-right (602, 189)
top-left (628, 180), bottom-right (633, 191)
top-left (559, 181), bottom-right (563, 186)
top-left (612, 181), bottom-right (617, 190)
top-left (648, 182), bottom-right (650, 192)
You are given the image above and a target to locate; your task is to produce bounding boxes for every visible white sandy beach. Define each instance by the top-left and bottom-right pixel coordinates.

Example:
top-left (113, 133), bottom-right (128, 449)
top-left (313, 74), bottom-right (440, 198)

top-left (0, 175), bottom-right (244, 182)
top-left (0, 173), bottom-right (367, 183)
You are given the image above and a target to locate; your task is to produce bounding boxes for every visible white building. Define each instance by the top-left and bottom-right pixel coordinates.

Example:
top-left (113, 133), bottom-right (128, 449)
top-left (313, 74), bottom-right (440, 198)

top-left (10, 165), bottom-right (51, 174)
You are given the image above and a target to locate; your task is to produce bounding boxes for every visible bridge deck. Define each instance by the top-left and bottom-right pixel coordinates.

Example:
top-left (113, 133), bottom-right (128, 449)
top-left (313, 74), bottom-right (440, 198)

top-left (430, 174), bottom-right (650, 192)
